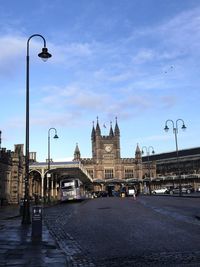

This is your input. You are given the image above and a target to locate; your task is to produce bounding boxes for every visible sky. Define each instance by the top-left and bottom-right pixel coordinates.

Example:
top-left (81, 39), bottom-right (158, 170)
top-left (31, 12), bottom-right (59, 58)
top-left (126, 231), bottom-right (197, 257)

top-left (1, 0), bottom-right (200, 162)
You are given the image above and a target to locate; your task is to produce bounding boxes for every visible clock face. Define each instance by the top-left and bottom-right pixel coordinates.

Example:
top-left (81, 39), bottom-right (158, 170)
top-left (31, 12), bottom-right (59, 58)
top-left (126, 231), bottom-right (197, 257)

top-left (105, 145), bottom-right (112, 152)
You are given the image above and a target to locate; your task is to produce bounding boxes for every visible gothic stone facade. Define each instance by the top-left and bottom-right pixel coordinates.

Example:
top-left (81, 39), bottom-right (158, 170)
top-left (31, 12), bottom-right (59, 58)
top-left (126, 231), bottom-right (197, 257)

top-left (74, 119), bottom-right (156, 183)
top-left (0, 145), bottom-right (24, 204)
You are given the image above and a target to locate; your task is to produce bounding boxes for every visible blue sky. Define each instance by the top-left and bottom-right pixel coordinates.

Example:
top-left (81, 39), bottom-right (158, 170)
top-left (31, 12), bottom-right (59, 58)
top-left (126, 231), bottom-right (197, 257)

top-left (1, 0), bottom-right (200, 162)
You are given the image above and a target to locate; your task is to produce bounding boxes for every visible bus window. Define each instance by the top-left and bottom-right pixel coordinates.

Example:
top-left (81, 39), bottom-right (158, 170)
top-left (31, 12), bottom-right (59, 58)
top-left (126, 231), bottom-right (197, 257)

top-left (75, 179), bottom-right (79, 188)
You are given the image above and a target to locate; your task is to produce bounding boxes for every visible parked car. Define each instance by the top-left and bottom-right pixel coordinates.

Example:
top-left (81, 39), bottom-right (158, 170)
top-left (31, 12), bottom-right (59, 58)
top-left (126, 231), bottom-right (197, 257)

top-left (152, 187), bottom-right (168, 194)
top-left (98, 191), bottom-right (108, 197)
top-left (169, 185), bottom-right (194, 194)
top-left (91, 191), bottom-right (108, 198)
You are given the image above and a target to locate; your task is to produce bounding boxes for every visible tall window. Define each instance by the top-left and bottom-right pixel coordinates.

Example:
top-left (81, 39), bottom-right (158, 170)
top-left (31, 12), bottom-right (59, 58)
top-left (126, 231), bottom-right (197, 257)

top-left (105, 169), bottom-right (114, 179)
top-left (125, 168), bottom-right (134, 178)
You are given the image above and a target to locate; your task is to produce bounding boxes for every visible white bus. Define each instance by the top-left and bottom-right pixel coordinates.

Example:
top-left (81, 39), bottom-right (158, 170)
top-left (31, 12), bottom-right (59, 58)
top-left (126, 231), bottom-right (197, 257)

top-left (60, 178), bottom-right (86, 202)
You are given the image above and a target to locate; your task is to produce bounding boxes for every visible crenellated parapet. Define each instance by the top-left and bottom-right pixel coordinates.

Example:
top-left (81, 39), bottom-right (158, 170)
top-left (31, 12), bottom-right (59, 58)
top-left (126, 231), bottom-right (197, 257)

top-left (81, 158), bottom-right (95, 165)
top-left (0, 148), bottom-right (12, 165)
top-left (121, 158), bottom-right (135, 164)
top-left (101, 135), bottom-right (117, 140)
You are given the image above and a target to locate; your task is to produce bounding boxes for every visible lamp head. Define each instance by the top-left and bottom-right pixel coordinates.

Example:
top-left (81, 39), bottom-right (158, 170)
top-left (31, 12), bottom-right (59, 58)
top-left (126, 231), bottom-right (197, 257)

top-left (141, 150), bottom-right (144, 154)
top-left (54, 134), bottom-right (59, 139)
top-left (152, 150), bottom-right (155, 154)
top-left (181, 124), bottom-right (187, 131)
top-left (164, 125), bottom-right (169, 132)
top-left (38, 47), bottom-right (52, 62)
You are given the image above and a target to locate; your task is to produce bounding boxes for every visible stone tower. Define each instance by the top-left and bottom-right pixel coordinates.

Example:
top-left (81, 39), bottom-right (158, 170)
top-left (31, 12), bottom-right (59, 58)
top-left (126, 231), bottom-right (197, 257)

top-left (91, 117), bottom-right (121, 163)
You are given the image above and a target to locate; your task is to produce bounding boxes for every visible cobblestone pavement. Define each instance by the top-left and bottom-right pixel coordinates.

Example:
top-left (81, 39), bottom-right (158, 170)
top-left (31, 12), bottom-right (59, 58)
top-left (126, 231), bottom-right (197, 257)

top-left (44, 197), bottom-right (200, 266)
top-left (44, 202), bottom-right (95, 267)
top-left (0, 205), bottom-right (68, 267)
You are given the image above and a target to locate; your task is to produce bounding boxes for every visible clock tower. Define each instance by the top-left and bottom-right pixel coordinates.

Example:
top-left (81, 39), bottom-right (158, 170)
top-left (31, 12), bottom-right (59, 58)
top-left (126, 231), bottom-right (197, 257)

top-left (91, 117), bottom-right (120, 162)
top-left (78, 117), bottom-right (144, 182)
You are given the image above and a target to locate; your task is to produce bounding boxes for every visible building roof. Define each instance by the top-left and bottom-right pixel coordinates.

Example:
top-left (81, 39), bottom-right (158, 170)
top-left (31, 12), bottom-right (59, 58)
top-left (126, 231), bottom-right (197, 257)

top-left (142, 147), bottom-right (200, 162)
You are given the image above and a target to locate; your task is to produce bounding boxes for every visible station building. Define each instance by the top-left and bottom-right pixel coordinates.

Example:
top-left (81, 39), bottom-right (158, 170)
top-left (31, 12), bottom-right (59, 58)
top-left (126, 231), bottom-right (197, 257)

top-left (1, 119), bottom-right (200, 204)
top-left (74, 118), bottom-right (156, 193)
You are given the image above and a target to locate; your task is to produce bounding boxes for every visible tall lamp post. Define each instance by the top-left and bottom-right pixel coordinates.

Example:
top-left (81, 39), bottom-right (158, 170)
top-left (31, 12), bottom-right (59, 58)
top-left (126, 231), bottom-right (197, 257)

top-left (47, 128), bottom-right (59, 201)
top-left (164, 119), bottom-right (186, 196)
top-left (22, 34), bottom-right (52, 225)
top-left (142, 146), bottom-right (155, 195)
top-left (0, 130), bottom-right (1, 149)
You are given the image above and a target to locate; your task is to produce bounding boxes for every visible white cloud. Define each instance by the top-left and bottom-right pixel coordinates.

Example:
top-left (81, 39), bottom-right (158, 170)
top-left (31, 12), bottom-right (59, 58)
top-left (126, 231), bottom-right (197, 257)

top-left (132, 49), bottom-right (155, 64)
top-left (0, 35), bottom-right (25, 76)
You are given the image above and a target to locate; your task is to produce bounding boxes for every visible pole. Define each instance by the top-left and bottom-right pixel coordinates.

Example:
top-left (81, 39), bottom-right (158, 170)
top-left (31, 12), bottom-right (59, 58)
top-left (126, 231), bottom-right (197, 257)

top-left (0, 130), bottom-right (2, 149)
top-left (174, 125), bottom-right (182, 196)
top-left (22, 51), bottom-right (31, 224)
top-left (47, 130), bottom-right (51, 202)
top-left (47, 128), bottom-right (58, 202)
top-left (22, 34), bottom-right (51, 225)
top-left (142, 146), bottom-right (154, 195)
top-left (147, 153), bottom-right (152, 195)
top-left (164, 119), bottom-right (186, 197)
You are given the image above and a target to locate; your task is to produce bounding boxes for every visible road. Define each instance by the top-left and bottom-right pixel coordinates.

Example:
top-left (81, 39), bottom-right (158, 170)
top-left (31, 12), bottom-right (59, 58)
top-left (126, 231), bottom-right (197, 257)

top-left (44, 196), bottom-right (200, 266)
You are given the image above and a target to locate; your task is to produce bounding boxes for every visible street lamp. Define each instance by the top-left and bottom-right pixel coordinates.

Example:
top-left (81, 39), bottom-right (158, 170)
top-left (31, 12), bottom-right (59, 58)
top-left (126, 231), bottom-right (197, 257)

top-left (164, 119), bottom-right (186, 196)
top-left (47, 128), bottom-right (59, 201)
top-left (0, 130), bottom-right (1, 149)
top-left (142, 146), bottom-right (155, 195)
top-left (22, 34), bottom-right (52, 225)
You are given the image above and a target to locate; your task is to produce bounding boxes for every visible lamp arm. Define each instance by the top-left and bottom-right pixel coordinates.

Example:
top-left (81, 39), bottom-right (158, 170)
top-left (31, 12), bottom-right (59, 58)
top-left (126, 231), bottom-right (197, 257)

top-left (165, 119), bottom-right (175, 130)
top-left (27, 34), bottom-right (46, 56)
top-left (176, 119), bottom-right (185, 133)
top-left (48, 127), bottom-right (57, 137)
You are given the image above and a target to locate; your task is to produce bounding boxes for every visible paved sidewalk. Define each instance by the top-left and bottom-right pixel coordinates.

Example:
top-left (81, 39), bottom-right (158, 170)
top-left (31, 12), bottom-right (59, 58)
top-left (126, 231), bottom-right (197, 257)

top-left (0, 205), bottom-right (68, 267)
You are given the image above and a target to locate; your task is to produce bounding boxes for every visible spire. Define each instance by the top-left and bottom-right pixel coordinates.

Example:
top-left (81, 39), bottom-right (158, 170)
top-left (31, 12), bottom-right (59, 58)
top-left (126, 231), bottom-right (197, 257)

top-left (91, 121), bottom-right (96, 141)
top-left (109, 121), bottom-right (114, 137)
top-left (135, 143), bottom-right (141, 158)
top-left (114, 117), bottom-right (120, 136)
top-left (135, 143), bottom-right (141, 155)
top-left (96, 116), bottom-right (101, 136)
top-left (73, 143), bottom-right (81, 161)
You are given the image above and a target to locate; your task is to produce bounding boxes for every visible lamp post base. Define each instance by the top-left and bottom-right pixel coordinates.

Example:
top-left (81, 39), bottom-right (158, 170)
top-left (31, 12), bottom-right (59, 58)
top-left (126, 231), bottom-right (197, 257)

top-left (21, 200), bottom-right (31, 225)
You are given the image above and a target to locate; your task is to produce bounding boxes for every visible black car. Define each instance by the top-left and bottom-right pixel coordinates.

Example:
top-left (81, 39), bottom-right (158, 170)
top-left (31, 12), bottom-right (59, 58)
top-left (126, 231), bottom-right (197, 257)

top-left (92, 191), bottom-right (108, 198)
top-left (169, 185), bottom-right (194, 194)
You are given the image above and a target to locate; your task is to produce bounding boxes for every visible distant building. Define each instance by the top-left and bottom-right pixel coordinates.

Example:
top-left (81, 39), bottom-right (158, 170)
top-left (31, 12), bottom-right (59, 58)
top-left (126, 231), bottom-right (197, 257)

top-left (142, 148), bottom-right (200, 189)
top-left (143, 147), bottom-right (200, 176)
top-left (73, 118), bottom-right (156, 192)
top-left (1, 120), bottom-right (200, 204)
top-left (0, 145), bottom-right (24, 204)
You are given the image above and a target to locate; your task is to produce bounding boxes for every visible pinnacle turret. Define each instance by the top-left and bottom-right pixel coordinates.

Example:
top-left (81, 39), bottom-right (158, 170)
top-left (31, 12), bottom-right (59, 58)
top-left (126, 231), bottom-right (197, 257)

top-left (114, 117), bottom-right (120, 136)
top-left (96, 116), bottom-right (101, 136)
top-left (73, 143), bottom-right (81, 161)
top-left (109, 122), bottom-right (114, 137)
top-left (91, 121), bottom-right (96, 141)
top-left (135, 143), bottom-right (142, 163)
top-left (135, 143), bottom-right (141, 156)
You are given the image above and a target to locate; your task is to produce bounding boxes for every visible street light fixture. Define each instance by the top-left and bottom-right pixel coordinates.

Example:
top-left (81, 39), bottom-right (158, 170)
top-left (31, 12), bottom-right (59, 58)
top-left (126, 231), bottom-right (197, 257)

top-left (164, 119), bottom-right (187, 196)
top-left (142, 146), bottom-right (155, 195)
top-left (47, 128), bottom-right (59, 202)
top-left (22, 34), bottom-right (52, 225)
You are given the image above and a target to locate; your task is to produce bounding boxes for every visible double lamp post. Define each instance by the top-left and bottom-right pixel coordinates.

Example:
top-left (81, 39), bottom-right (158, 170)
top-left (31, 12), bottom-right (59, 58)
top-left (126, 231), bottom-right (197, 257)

top-left (164, 119), bottom-right (186, 196)
top-left (142, 146), bottom-right (155, 195)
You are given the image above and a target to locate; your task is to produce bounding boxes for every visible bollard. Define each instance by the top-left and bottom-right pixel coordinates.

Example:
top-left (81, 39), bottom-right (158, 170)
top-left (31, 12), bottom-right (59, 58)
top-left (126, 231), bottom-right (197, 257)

top-left (32, 206), bottom-right (42, 239)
